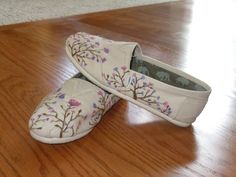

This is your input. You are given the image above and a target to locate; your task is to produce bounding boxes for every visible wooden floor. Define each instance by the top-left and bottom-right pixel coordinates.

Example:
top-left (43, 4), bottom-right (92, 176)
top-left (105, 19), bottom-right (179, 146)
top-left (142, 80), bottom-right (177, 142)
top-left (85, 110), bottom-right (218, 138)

top-left (0, 0), bottom-right (236, 176)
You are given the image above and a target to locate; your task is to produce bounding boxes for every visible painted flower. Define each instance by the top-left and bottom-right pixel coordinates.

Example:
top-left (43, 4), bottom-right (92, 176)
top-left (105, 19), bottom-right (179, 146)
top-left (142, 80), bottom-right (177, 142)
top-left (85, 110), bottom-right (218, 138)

top-left (121, 66), bottom-right (127, 71)
top-left (163, 101), bottom-right (169, 106)
top-left (104, 48), bottom-right (109, 54)
top-left (93, 103), bottom-right (97, 108)
top-left (128, 77), bottom-right (131, 83)
top-left (97, 90), bottom-right (104, 96)
top-left (68, 99), bottom-right (81, 107)
top-left (59, 94), bottom-right (65, 99)
top-left (101, 58), bottom-right (107, 63)
top-left (148, 82), bottom-right (153, 88)
top-left (48, 107), bottom-right (54, 112)
top-left (113, 67), bottom-right (119, 72)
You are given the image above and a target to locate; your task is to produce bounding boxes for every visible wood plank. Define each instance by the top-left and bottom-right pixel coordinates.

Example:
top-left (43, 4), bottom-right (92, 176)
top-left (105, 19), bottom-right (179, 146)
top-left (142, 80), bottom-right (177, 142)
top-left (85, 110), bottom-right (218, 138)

top-left (0, 0), bottom-right (235, 176)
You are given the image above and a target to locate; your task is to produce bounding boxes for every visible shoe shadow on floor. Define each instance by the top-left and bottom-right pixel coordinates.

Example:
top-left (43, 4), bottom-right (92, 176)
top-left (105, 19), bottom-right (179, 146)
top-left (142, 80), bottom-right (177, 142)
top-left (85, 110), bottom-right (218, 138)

top-left (101, 100), bottom-right (198, 174)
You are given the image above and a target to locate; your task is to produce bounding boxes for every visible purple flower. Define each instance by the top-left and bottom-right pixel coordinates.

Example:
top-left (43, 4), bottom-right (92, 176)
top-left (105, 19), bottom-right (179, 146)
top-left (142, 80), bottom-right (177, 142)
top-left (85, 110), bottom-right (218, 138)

top-left (141, 75), bottom-right (145, 80)
top-left (121, 66), bottom-right (127, 71)
top-left (59, 94), bottom-right (65, 99)
top-left (48, 107), bottom-right (54, 112)
top-left (104, 48), bottom-right (109, 54)
top-left (113, 67), bottom-right (118, 72)
top-left (101, 58), bottom-right (107, 63)
top-left (68, 99), bottom-right (81, 107)
top-left (93, 103), bottom-right (97, 108)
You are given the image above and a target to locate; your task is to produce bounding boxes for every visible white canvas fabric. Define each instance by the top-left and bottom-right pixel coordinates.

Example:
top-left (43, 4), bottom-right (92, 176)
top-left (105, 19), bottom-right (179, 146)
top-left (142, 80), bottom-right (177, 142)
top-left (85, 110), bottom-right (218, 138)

top-left (29, 76), bottom-right (120, 144)
top-left (66, 32), bottom-right (211, 127)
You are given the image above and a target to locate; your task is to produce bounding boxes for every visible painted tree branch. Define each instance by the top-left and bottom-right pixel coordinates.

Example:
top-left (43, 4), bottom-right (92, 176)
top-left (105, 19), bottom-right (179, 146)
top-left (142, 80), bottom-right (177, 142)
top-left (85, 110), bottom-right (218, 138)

top-left (89, 91), bottom-right (110, 126)
top-left (68, 33), bottom-right (109, 66)
top-left (103, 66), bottom-right (172, 116)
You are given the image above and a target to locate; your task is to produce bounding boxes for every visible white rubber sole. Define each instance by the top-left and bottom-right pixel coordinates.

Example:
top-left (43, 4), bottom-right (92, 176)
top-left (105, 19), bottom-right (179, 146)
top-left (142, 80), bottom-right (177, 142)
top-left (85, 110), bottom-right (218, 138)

top-left (30, 129), bottom-right (92, 144)
top-left (65, 46), bottom-right (191, 127)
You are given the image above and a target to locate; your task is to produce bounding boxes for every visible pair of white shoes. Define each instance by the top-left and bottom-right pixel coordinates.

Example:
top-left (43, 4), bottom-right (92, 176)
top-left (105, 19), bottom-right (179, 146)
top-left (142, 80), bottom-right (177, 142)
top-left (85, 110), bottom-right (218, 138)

top-left (29, 32), bottom-right (211, 144)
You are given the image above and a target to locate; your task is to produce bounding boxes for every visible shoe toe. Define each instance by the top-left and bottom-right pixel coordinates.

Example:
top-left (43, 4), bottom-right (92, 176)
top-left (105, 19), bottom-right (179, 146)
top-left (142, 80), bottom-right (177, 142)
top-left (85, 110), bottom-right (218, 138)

top-left (29, 78), bottom-right (119, 143)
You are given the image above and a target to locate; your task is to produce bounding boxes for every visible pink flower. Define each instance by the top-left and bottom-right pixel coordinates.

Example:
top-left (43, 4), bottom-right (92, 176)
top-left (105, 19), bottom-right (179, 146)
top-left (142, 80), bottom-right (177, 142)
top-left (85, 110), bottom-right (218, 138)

top-left (121, 66), bottom-right (127, 71)
top-left (163, 101), bottom-right (169, 106)
top-left (97, 90), bottom-right (104, 96)
top-left (48, 107), bottom-right (54, 112)
top-left (148, 82), bottom-right (153, 87)
top-left (68, 99), bottom-right (81, 107)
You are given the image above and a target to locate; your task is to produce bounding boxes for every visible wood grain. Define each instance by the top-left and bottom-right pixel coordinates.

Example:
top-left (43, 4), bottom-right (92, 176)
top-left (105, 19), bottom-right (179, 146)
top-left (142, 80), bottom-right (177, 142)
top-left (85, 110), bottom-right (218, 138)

top-left (0, 0), bottom-right (236, 176)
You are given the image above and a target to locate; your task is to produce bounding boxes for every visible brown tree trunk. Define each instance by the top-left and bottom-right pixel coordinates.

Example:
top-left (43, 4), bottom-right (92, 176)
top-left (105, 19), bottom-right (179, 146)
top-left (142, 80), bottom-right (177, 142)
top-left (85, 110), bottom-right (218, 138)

top-left (133, 91), bottom-right (137, 100)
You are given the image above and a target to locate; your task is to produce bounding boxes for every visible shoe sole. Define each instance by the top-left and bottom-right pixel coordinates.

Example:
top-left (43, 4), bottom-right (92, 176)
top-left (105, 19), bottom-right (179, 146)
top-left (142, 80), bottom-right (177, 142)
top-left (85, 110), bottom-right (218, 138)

top-left (30, 129), bottom-right (92, 144)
